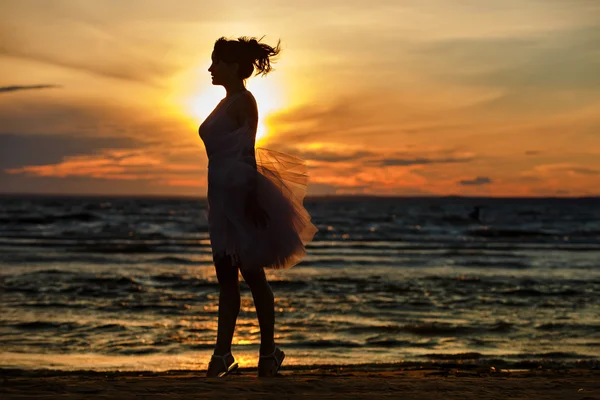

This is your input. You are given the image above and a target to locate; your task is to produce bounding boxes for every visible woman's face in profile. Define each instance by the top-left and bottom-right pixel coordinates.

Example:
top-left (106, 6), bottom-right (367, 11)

top-left (208, 52), bottom-right (238, 86)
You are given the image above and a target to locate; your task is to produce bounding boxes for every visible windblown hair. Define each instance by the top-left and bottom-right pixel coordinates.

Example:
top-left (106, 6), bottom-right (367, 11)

top-left (213, 36), bottom-right (281, 79)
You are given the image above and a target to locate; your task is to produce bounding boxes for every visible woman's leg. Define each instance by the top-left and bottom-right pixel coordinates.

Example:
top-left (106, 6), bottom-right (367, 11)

top-left (207, 254), bottom-right (240, 377)
top-left (240, 267), bottom-right (275, 356)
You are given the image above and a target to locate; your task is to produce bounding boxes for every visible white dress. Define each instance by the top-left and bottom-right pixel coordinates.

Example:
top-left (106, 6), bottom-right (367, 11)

top-left (199, 90), bottom-right (317, 271)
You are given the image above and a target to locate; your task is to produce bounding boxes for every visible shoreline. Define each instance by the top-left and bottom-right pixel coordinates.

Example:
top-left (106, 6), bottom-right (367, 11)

top-left (2, 357), bottom-right (598, 375)
top-left (2, 365), bottom-right (598, 400)
top-left (1, 352), bottom-right (599, 371)
top-left (2, 359), bottom-right (600, 376)
top-left (2, 363), bottom-right (599, 377)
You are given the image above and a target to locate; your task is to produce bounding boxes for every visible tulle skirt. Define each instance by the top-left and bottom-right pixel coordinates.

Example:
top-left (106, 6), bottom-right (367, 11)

top-left (206, 148), bottom-right (317, 271)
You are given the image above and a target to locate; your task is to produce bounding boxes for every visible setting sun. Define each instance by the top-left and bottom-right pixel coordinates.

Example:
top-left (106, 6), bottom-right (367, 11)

top-left (184, 64), bottom-right (286, 145)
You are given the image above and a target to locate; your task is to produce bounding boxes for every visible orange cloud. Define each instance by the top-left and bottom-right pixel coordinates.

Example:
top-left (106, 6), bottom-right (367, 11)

top-left (7, 150), bottom-right (160, 179)
top-left (164, 178), bottom-right (207, 187)
top-left (6, 147), bottom-right (207, 189)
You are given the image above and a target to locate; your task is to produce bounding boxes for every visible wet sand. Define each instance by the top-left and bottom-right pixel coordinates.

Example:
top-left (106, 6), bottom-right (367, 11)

top-left (2, 365), bottom-right (599, 400)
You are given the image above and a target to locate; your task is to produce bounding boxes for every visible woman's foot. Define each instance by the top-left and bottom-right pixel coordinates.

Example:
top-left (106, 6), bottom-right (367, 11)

top-left (206, 352), bottom-right (238, 377)
top-left (258, 347), bottom-right (285, 377)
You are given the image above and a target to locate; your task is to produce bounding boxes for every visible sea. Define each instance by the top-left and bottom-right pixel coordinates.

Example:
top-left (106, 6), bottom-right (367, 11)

top-left (1, 195), bottom-right (599, 371)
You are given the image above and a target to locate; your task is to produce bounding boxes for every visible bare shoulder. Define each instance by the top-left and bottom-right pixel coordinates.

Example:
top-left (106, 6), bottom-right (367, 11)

top-left (227, 91), bottom-right (258, 126)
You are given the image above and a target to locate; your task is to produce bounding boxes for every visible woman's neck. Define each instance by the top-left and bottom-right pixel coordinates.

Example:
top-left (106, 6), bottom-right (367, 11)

top-left (224, 81), bottom-right (246, 97)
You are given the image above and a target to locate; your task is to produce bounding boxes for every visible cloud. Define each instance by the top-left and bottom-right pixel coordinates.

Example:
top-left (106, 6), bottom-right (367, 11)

top-left (478, 29), bottom-right (600, 92)
top-left (1, 49), bottom-right (168, 86)
top-left (5, 145), bottom-right (206, 185)
top-left (375, 155), bottom-right (474, 167)
top-left (266, 97), bottom-right (391, 144)
top-left (363, 148), bottom-right (475, 167)
top-left (278, 141), bottom-right (476, 169)
top-left (0, 84), bottom-right (61, 93)
top-left (6, 150), bottom-right (159, 179)
top-left (459, 176), bottom-right (492, 186)
top-left (0, 133), bottom-right (139, 170)
top-left (0, 99), bottom-right (123, 136)
top-left (417, 25), bottom-right (600, 115)
top-left (420, 26), bottom-right (600, 90)
top-left (511, 162), bottom-right (600, 196)
top-left (304, 182), bottom-right (338, 196)
top-left (525, 163), bottom-right (600, 177)
top-left (0, 97), bottom-right (193, 146)
top-left (0, 3), bottom-right (179, 86)
top-left (288, 146), bottom-right (378, 163)
top-left (266, 93), bottom-right (474, 150)
top-left (270, 140), bottom-right (479, 195)
top-left (570, 167), bottom-right (599, 175)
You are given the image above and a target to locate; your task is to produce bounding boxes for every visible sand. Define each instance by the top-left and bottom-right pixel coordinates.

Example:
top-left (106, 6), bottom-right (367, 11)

top-left (2, 365), bottom-right (599, 400)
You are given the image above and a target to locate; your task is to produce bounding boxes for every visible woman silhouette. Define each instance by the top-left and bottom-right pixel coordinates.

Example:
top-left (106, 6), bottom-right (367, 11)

top-left (198, 36), bottom-right (317, 377)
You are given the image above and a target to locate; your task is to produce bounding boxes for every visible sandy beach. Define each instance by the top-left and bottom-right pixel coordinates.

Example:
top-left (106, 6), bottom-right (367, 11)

top-left (2, 365), bottom-right (599, 400)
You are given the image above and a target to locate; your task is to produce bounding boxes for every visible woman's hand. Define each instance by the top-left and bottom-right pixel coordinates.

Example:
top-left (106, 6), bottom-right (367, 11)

top-left (245, 194), bottom-right (269, 229)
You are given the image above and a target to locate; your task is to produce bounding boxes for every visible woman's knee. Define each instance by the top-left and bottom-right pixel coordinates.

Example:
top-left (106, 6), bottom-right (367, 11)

top-left (240, 267), bottom-right (266, 286)
top-left (214, 254), bottom-right (239, 286)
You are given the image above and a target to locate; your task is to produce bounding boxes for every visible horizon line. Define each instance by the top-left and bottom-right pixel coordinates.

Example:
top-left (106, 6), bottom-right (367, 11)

top-left (1, 192), bottom-right (598, 201)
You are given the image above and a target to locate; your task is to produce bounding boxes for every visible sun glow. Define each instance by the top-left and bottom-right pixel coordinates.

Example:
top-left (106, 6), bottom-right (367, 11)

top-left (185, 69), bottom-right (286, 145)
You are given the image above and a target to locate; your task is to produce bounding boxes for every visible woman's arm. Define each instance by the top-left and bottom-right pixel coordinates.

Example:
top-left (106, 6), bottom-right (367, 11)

top-left (227, 93), bottom-right (268, 228)
top-left (226, 92), bottom-right (258, 168)
top-left (226, 93), bottom-right (258, 143)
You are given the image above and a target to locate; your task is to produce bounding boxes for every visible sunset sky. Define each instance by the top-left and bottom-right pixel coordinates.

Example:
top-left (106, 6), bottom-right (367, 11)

top-left (1, 0), bottom-right (599, 197)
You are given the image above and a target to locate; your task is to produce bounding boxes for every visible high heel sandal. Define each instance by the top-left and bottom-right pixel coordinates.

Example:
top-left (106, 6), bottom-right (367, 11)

top-left (206, 352), bottom-right (239, 377)
top-left (258, 347), bottom-right (285, 377)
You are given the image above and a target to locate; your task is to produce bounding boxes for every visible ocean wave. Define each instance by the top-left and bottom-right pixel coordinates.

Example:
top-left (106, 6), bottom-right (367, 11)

top-left (2, 273), bottom-right (142, 297)
top-left (535, 323), bottom-right (600, 332)
top-left (151, 274), bottom-right (218, 290)
top-left (115, 348), bottom-right (163, 355)
top-left (11, 321), bottom-right (83, 331)
top-left (364, 337), bottom-right (416, 347)
top-left (401, 322), bottom-right (514, 336)
top-left (291, 340), bottom-right (362, 348)
top-left (73, 243), bottom-right (159, 254)
top-left (513, 351), bottom-right (595, 359)
top-left (497, 288), bottom-right (580, 297)
top-left (0, 212), bottom-right (101, 225)
top-left (460, 260), bottom-right (531, 269)
top-left (469, 228), bottom-right (555, 238)
top-left (155, 256), bottom-right (206, 265)
top-left (0, 253), bottom-right (135, 265)
top-left (20, 302), bottom-right (89, 309)
top-left (420, 352), bottom-right (483, 360)
top-left (340, 322), bottom-right (514, 336)
top-left (468, 228), bottom-right (600, 240)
